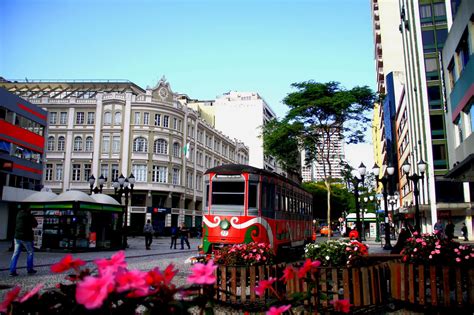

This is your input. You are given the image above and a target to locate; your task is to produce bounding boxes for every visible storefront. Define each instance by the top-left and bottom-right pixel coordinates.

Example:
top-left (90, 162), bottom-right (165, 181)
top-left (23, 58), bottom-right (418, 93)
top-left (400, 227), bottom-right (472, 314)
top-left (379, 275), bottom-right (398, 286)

top-left (22, 191), bottom-right (123, 251)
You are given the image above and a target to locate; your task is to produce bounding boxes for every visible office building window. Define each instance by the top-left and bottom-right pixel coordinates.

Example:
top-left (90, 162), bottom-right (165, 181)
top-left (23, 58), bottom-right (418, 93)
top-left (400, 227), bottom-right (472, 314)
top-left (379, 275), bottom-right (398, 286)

top-left (49, 112), bottom-right (57, 125)
top-left (154, 139), bottom-right (168, 154)
top-left (132, 164), bottom-right (147, 182)
top-left (425, 58), bottom-right (439, 81)
top-left (55, 164), bottom-right (63, 181)
top-left (436, 29), bottom-right (448, 48)
top-left (133, 137), bottom-right (148, 152)
top-left (419, 4), bottom-right (432, 19)
top-left (104, 112), bottom-right (112, 125)
top-left (173, 142), bottom-right (181, 158)
top-left (152, 165), bottom-right (167, 183)
top-left (134, 112), bottom-right (141, 124)
top-left (45, 164), bottom-right (53, 181)
top-left (47, 136), bottom-right (55, 151)
top-left (112, 136), bottom-right (120, 153)
top-left (186, 171), bottom-right (193, 189)
top-left (172, 168), bottom-right (180, 185)
top-left (154, 114), bottom-right (161, 126)
top-left (143, 112), bottom-right (149, 125)
top-left (57, 136), bottom-right (65, 151)
top-left (111, 164), bottom-right (119, 181)
top-left (76, 112), bottom-right (84, 124)
top-left (422, 30), bottom-right (436, 52)
top-left (87, 112), bottom-right (95, 125)
top-left (73, 136), bottom-right (83, 151)
top-left (163, 115), bottom-right (169, 128)
top-left (469, 103), bottom-right (474, 133)
top-left (85, 136), bottom-right (93, 152)
top-left (427, 85), bottom-right (441, 109)
top-left (60, 112), bottom-right (67, 124)
top-left (101, 164), bottom-right (109, 181)
top-left (173, 118), bottom-right (178, 130)
top-left (114, 111), bottom-right (122, 125)
top-left (102, 136), bottom-right (110, 153)
top-left (72, 164), bottom-right (81, 181)
top-left (84, 163), bottom-right (92, 181)
top-left (433, 3), bottom-right (446, 17)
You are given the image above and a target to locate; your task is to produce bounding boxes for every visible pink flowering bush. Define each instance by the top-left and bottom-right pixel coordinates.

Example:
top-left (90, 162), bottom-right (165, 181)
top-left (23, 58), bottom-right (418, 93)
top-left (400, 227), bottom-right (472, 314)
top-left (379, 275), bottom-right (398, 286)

top-left (0, 251), bottom-right (218, 314)
top-left (401, 232), bottom-right (474, 266)
top-left (304, 240), bottom-right (369, 267)
top-left (213, 242), bottom-right (275, 266)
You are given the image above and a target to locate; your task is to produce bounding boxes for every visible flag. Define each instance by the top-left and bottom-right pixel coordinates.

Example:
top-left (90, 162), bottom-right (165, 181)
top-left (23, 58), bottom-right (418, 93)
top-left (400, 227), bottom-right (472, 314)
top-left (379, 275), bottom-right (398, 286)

top-left (183, 142), bottom-right (190, 159)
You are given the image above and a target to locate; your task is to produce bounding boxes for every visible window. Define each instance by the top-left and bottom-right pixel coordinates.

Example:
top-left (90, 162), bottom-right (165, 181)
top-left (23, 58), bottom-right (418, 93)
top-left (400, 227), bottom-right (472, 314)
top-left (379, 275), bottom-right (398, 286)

top-left (114, 112), bottom-right (122, 125)
top-left (47, 136), bottom-right (55, 151)
top-left (152, 165), bottom-right (167, 183)
top-left (57, 136), bottom-right (65, 151)
top-left (143, 112), bottom-right (149, 125)
top-left (84, 164), bottom-right (92, 181)
top-left (132, 164), bottom-right (147, 182)
top-left (211, 181), bottom-right (245, 206)
top-left (172, 168), bottom-right (180, 185)
top-left (430, 115), bottom-right (445, 140)
top-left (73, 136), bottom-right (83, 151)
top-left (436, 29), bottom-right (448, 48)
top-left (173, 118), bottom-right (178, 130)
top-left (100, 164), bottom-right (109, 181)
top-left (112, 136), bottom-right (120, 153)
top-left (154, 139), bottom-right (168, 154)
top-left (60, 112), bottom-right (67, 124)
top-left (447, 60), bottom-right (456, 88)
top-left (173, 142), bottom-right (181, 158)
top-left (72, 164), bottom-right (81, 181)
top-left (134, 112), bottom-right (141, 124)
top-left (469, 103), bottom-right (474, 133)
top-left (49, 112), bottom-right (57, 125)
top-left (102, 136), bottom-right (110, 153)
top-left (433, 3), bottom-right (446, 17)
top-left (85, 136), bottom-right (93, 152)
top-left (427, 85), bottom-right (441, 109)
top-left (186, 171), bottom-right (193, 189)
top-left (458, 31), bottom-right (470, 69)
top-left (422, 30), bottom-right (436, 52)
top-left (55, 164), bottom-right (63, 181)
top-left (111, 164), bottom-right (119, 181)
top-left (432, 144), bottom-right (447, 169)
top-left (419, 4), bottom-right (432, 19)
top-left (87, 112), bottom-right (95, 125)
top-left (76, 112), bottom-right (84, 124)
top-left (133, 137), bottom-right (148, 152)
top-left (424, 58), bottom-right (439, 80)
top-left (45, 164), bottom-right (53, 181)
top-left (154, 114), bottom-right (161, 126)
top-left (104, 112), bottom-right (112, 125)
top-left (163, 115), bottom-right (169, 128)
top-left (196, 174), bottom-right (202, 191)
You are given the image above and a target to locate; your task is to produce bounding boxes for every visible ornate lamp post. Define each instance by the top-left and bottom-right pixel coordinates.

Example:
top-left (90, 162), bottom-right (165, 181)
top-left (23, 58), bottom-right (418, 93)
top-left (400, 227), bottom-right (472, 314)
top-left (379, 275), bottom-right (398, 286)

top-left (402, 159), bottom-right (427, 233)
top-left (88, 174), bottom-right (105, 194)
top-left (113, 173), bottom-right (135, 249)
top-left (388, 194), bottom-right (398, 240)
top-left (373, 195), bottom-right (381, 243)
top-left (353, 162), bottom-right (367, 241)
top-left (372, 163), bottom-right (395, 250)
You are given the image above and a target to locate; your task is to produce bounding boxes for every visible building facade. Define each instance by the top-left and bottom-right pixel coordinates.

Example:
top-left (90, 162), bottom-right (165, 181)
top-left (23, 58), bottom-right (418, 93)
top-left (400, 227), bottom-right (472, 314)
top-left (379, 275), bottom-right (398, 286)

top-left (0, 79), bottom-right (249, 236)
top-left (0, 87), bottom-right (47, 239)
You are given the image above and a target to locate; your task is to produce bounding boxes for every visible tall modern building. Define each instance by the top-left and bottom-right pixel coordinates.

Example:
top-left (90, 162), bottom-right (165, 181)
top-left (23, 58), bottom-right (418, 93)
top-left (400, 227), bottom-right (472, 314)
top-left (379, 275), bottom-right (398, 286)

top-left (0, 79), bottom-right (249, 236)
top-left (0, 87), bottom-right (47, 239)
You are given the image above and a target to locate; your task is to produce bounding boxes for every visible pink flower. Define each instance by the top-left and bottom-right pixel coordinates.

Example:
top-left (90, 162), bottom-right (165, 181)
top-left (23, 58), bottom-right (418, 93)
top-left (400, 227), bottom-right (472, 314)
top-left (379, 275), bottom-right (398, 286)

top-left (115, 269), bottom-right (147, 293)
top-left (280, 266), bottom-right (296, 284)
top-left (331, 299), bottom-right (352, 313)
top-left (95, 251), bottom-right (127, 275)
top-left (413, 248), bottom-right (418, 252)
top-left (266, 304), bottom-right (291, 315)
top-left (187, 260), bottom-right (217, 285)
top-left (19, 284), bottom-right (44, 303)
top-left (429, 255), bottom-right (432, 259)
top-left (51, 254), bottom-right (86, 273)
top-left (0, 286), bottom-right (21, 313)
top-left (298, 258), bottom-right (321, 278)
top-left (465, 256), bottom-right (470, 260)
top-left (456, 257), bottom-right (461, 263)
top-left (255, 277), bottom-right (276, 296)
top-left (76, 272), bottom-right (115, 309)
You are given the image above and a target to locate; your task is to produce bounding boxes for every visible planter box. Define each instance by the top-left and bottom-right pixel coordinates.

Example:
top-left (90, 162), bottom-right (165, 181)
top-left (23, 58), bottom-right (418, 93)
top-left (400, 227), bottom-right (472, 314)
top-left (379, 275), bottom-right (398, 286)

top-left (389, 262), bottom-right (474, 309)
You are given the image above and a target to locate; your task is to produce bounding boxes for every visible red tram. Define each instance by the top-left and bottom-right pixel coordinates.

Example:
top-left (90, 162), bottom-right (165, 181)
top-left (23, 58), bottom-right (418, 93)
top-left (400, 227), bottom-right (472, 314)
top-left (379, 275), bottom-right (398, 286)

top-left (201, 164), bottom-right (313, 255)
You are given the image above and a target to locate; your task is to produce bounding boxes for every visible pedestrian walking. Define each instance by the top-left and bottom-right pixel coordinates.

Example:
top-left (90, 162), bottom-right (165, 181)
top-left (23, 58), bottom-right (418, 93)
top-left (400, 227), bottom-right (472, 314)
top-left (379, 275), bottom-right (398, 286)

top-left (143, 219), bottom-right (154, 250)
top-left (445, 220), bottom-right (455, 240)
top-left (179, 222), bottom-right (190, 250)
top-left (9, 208), bottom-right (38, 276)
top-left (461, 223), bottom-right (468, 241)
top-left (170, 225), bottom-right (178, 249)
top-left (434, 220), bottom-right (444, 239)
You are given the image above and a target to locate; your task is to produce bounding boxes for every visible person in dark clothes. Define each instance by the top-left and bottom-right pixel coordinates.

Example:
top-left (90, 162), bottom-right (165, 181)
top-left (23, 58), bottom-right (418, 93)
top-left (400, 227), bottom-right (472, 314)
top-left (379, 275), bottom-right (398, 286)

top-left (445, 220), bottom-right (455, 240)
top-left (143, 219), bottom-right (154, 250)
top-left (391, 224), bottom-right (413, 255)
top-left (9, 208), bottom-right (38, 276)
top-left (179, 222), bottom-right (190, 250)
top-left (170, 225), bottom-right (178, 249)
top-left (461, 223), bottom-right (468, 241)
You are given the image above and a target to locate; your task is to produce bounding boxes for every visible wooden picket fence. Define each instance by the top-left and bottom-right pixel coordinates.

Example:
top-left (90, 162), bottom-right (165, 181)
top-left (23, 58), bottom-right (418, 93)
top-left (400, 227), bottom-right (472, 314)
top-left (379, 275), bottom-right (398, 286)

top-left (389, 262), bottom-right (474, 309)
top-left (214, 262), bottom-right (391, 311)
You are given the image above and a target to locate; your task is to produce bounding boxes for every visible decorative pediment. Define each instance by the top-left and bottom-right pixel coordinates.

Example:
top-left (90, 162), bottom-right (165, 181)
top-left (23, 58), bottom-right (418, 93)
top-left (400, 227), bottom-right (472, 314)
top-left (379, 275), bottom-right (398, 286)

top-left (151, 76), bottom-right (174, 102)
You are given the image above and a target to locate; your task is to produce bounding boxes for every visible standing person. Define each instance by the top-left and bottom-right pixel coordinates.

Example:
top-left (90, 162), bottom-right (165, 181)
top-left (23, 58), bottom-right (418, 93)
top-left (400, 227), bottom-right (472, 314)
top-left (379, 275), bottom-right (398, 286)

top-left (179, 222), bottom-right (190, 250)
top-left (9, 208), bottom-right (38, 276)
top-left (170, 225), bottom-right (178, 249)
top-left (434, 220), bottom-right (444, 239)
top-left (445, 220), bottom-right (455, 240)
top-left (391, 223), bottom-right (413, 254)
top-left (461, 223), bottom-right (468, 241)
top-left (143, 219), bottom-right (154, 250)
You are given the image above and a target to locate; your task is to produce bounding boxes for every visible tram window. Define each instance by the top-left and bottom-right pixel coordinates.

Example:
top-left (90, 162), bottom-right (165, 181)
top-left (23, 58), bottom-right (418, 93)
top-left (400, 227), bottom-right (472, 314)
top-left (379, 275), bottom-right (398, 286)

top-left (205, 183), bottom-right (209, 208)
top-left (248, 183), bottom-right (257, 208)
top-left (211, 181), bottom-right (245, 206)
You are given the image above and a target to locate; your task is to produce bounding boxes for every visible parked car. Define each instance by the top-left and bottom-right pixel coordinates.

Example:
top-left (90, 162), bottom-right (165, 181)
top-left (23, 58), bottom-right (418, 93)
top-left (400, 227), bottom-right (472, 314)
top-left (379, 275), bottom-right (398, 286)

top-left (320, 226), bottom-right (334, 236)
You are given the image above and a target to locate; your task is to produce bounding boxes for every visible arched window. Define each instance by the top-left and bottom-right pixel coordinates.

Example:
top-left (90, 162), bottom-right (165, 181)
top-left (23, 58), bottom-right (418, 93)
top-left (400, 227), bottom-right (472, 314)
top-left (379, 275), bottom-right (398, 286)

top-left (133, 137), bottom-right (148, 152)
top-left (154, 139), bottom-right (168, 154)
top-left (73, 136), bottom-right (83, 151)
top-left (104, 112), bottom-right (112, 125)
top-left (173, 142), bottom-right (181, 158)
top-left (57, 136), bottom-right (65, 151)
top-left (114, 111), bottom-right (122, 125)
top-left (85, 136), bottom-right (93, 151)
top-left (47, 136), bottom-right (55, 151)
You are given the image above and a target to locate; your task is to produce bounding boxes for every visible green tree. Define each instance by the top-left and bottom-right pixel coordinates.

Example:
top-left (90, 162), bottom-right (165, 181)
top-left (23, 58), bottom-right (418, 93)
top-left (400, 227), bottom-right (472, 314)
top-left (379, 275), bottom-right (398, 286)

top-left (262, 81), bottom-right (375, 239)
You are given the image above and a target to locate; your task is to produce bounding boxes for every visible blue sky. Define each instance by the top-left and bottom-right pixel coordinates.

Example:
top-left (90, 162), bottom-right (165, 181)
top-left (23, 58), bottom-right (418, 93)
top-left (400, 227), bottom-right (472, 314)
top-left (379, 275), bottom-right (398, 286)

top-left (0, 0), bottom-right (376, 166)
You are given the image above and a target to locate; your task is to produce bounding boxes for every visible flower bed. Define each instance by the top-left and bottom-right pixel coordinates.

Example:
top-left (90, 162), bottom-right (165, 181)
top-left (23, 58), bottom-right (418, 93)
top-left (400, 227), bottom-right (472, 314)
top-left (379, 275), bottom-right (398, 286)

top-left (304, 239), bottom-right (369, 267)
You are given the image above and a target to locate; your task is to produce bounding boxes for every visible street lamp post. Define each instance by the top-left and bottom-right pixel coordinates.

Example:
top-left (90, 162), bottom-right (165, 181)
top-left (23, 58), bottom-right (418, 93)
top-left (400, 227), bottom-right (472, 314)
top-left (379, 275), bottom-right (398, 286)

top-left (113, 173), bottom-right (135, 249)
top-left (88, 174), bottom-right (105, 194)
top-left (388, 194), bottom-right (398, 240)
top-left (353, 163), bottom-right (367, 241)
top-left (402, 160), bottom-right (427, 233)
top-left (372, 163), bottom-right (395, 250)
top-left (373, 195), bottom-right (381, 243)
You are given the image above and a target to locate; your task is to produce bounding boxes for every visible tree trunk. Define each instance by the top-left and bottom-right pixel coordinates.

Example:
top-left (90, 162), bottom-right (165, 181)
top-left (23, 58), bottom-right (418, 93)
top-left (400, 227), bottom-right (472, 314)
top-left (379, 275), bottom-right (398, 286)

top-left (325, 179), bottom-right (331, 240)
